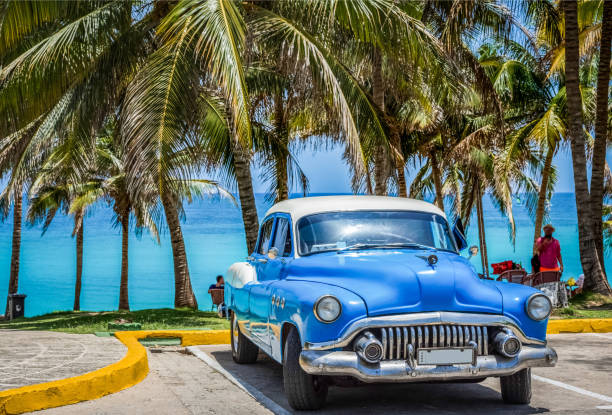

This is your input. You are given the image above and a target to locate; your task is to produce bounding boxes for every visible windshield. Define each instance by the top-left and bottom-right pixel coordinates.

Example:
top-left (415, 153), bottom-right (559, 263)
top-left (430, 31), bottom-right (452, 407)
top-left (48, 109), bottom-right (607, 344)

top-left (297, 210), bottom-right (457, 256)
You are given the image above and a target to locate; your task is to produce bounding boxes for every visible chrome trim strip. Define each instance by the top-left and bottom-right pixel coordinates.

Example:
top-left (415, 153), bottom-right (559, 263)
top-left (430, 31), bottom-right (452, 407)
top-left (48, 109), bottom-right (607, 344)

top-left (403, 327), bottom-right (409, 359)
top-left (483, 327), bottom-right (488, 356)
top-left (470, 326), bottom-right (476, 351)
top-left (300, 345), bottom-right (558, 383)
top-left (381, 328), bottom-right (387, 360)
top-left (389, 328), bottom-right (395, 360)
top-left (303, 312), bottom-right (545, 351)
top-left (396, 327), bottom-right (401, 359)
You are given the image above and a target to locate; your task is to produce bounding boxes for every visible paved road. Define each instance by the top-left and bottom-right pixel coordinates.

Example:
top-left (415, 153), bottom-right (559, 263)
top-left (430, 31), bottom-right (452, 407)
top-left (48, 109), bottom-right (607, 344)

top-left (194, 333), bottom-right (612, 415)
top-left (35, 333), bottom-right (612, 414)
top-left (0, 330), bottom-right (125, 391)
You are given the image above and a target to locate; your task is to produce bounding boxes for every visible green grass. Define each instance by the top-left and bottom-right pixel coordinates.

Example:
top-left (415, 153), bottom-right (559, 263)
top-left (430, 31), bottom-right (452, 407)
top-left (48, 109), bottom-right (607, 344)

top-left (552, 292), bottom-right (612, 319)
top-left (3, 292), bottom-right (610, 334)
top-left (0, 308), bottom-right (230, 334)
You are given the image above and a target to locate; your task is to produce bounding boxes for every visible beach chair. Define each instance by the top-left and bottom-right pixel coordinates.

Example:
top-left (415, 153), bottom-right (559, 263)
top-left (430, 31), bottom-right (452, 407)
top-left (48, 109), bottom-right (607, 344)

top-left (496, 269), bottom-right (527, 284)
top-left (209, 289), bottom-right (224, 311)
top-left (522, 274), bottom-right (534, 286)
top-left (531, 271), bottom-right (561, 286)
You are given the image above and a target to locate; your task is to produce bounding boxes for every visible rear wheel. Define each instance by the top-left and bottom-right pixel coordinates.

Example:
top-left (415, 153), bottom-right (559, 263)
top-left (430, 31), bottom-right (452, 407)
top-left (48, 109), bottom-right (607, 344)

top-left (500, 368), bottom-right (532, 404)
top-left (230, 312), bottom-right (258, 364)
top-left (283, 327), bottom-right (328, 410)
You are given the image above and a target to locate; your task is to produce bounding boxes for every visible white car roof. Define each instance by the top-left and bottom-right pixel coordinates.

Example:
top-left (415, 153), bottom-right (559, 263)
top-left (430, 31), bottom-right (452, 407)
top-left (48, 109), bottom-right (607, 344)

top-left (264, 195), bottom-right (446, 222)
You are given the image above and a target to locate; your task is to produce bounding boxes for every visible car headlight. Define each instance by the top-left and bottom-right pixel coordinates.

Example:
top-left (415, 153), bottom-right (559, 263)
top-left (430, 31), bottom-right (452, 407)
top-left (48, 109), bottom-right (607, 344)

top-left (314, 296), bottom-right (342, 323)
top-left (525, 293), bottom-right (552, 321)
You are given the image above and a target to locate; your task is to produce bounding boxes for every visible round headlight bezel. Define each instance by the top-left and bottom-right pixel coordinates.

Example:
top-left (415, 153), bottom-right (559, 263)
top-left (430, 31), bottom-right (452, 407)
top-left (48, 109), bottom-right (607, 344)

top-left (314, 295), bottom-right (342, 323)
top-left (525, 293), bottom-right (552, 321)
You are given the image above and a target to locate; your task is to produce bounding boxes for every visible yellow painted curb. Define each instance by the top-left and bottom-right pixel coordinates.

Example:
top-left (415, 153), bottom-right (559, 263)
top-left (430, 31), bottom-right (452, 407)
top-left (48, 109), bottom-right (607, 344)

top-left (0, 330), bottom-right (230, 415)
top-left (547, 318), bottom-right (612, 334)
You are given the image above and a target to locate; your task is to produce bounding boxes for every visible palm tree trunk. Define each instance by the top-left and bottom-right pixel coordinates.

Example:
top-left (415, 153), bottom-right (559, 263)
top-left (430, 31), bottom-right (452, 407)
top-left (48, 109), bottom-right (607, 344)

top-left (564, 0), bottom-right (611, 294)
top-left (533, 146), bottom-right (554, 249)
top-left (589, 0), bottom-right (612, 276)
top-left (365, 165), bottom-right (374, 195)
top-left (119, 212), bottom-right (130, 311)
top-left (390, 129), bottom-right (407, 197)
top-left (161, 192), bottom-right (198, 309)
top-left (5, 190), bottom-right (22, 316)
top-left (274, 91), bottom-right (289, 202)
top-left (372, 48), bottom-right (387, 196)
top-left (430, 151), bottom-right (444, 210)
top-left (74, 214), bottom-right (83, 312)
top-left (228, 99), bottom-right (259, 253)
top-left (476, 184), bottom-right (489, 277)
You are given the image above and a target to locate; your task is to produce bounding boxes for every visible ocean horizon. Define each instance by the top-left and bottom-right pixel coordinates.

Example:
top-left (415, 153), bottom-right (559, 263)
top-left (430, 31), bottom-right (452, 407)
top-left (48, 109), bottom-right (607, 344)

top-left (1, 192), bottom-right (610, 317)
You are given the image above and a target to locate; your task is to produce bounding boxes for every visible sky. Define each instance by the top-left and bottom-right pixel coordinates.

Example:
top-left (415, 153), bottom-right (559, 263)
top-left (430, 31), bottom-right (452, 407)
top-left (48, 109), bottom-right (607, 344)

top-left (249, 143), bottom-right (612, 195)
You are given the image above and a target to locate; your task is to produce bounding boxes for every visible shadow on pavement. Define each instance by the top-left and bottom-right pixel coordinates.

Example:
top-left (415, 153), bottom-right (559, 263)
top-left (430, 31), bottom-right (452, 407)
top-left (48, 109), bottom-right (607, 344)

top-left (208, 349), bottom-right (549, 415)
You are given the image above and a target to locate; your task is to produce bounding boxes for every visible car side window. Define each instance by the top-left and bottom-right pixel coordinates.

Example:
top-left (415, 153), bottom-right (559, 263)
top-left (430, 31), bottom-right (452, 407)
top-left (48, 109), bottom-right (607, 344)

top-left (271, 217), bottom-right (292, 257)
top-left (257, 218), bottom-right (275, 255)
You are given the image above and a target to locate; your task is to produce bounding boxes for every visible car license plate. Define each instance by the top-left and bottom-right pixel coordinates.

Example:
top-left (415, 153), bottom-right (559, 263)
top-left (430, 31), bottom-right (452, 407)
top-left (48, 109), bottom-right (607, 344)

top-left (417, 348), bottom-right (474, 365)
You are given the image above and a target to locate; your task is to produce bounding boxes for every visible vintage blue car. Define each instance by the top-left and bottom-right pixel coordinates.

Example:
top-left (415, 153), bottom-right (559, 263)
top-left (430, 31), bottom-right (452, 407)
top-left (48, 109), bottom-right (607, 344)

top-left (225, 196), bottom-right (557, 410)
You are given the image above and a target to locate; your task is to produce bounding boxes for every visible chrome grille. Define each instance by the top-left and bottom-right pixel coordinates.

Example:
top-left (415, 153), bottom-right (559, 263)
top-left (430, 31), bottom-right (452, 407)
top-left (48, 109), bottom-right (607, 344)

top-left (376, 324), bottom-right (490, 360)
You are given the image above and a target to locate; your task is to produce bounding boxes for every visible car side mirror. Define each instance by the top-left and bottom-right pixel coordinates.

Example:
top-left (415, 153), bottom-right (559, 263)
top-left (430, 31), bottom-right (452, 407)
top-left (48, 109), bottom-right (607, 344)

top-left (268, 247), bottom-right (279, 260)
top-left (453, 219), bottom-right (468, 251)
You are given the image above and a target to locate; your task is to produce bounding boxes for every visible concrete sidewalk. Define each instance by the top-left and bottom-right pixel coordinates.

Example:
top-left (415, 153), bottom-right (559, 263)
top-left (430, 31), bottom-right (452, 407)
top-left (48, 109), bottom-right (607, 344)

top-left (0, 330), bottom-right (125, 391)
top-left (39, 349), bottom-right (272, 415)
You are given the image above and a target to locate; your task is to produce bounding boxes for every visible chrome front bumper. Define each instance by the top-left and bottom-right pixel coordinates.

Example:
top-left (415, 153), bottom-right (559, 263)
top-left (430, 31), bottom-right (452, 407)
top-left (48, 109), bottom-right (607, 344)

top-left (300, 345), bottom-right (557, 383)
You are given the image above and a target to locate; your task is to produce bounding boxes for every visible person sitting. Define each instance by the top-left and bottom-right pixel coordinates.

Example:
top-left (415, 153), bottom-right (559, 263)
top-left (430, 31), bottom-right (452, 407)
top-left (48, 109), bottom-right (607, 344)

top-left (208, 275), bottom-right (226, 317)
top-left (535, 224), bottom-right (564, 273)
top-left (208, 275), bottom-right (224, 293)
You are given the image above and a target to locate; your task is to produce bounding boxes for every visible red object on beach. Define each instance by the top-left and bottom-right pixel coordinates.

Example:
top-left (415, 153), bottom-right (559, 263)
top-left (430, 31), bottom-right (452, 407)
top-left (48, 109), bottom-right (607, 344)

top-left (491, 260), bottom-right (514, 275)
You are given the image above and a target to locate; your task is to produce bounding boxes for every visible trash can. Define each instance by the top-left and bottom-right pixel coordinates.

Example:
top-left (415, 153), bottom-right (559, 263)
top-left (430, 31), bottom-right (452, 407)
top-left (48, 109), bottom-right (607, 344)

top-left (7, 294), bottom-right (26, 320)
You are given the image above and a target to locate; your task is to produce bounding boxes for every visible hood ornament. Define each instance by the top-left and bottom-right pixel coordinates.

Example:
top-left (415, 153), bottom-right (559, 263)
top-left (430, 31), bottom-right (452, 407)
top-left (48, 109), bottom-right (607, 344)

top-left (417, 254), bottom-right (438, 266)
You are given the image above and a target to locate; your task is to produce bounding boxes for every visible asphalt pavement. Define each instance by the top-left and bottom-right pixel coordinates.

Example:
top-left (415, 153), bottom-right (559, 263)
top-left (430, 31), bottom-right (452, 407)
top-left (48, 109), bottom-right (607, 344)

top-left (35, 332), bottom-right (612, 414)
top-left (193, 332), bottom-right (612, 415)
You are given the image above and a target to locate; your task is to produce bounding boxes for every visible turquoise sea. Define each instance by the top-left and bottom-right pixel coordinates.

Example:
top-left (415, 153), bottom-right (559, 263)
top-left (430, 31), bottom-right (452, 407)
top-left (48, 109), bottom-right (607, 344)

top-left (1, 192), bottom-right (610, 317)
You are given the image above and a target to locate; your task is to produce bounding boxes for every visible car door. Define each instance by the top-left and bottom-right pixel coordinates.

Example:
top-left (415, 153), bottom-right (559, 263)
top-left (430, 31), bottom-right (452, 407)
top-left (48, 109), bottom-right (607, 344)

top-left (265, 215), bottom-right (294, 360)
top-left (248, 216), bottom-right (276, 349)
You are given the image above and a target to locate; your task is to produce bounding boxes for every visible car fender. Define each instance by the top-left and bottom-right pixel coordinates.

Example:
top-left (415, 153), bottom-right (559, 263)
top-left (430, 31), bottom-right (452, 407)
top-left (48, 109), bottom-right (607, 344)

top-left (267, 280), bottom-right (368, 362)
top-left (492, 281), bottom-right (549, 342)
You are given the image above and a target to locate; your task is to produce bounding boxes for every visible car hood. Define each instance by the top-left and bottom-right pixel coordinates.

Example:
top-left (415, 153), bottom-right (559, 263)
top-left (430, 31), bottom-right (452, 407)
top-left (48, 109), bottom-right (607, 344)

top-left (285, 249), bottom-right (502, 316)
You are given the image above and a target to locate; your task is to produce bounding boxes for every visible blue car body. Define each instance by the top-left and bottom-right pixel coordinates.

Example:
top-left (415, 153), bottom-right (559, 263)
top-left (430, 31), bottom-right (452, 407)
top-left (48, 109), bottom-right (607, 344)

top-left (226, 196), bottom-right (556, 384)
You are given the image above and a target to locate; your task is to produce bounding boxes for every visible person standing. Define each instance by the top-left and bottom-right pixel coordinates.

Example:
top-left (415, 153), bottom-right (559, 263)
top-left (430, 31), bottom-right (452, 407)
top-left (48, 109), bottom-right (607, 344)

top-left (535, 224), bottom-right (564, 273)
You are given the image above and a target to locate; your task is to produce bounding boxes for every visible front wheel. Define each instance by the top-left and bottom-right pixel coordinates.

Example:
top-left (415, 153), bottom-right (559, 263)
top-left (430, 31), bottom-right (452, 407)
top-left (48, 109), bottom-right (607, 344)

top-left (230, 312), bottom-right (258, 364)
top-left (500, 368), bottom-right (532, 404)
top-left (283, 327), bottom-right (328, 410)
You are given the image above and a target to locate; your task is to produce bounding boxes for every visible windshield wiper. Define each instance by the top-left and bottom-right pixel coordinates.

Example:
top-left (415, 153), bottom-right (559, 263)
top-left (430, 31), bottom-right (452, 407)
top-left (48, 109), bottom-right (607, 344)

top-left (338, 242), bottom-right (436, 252)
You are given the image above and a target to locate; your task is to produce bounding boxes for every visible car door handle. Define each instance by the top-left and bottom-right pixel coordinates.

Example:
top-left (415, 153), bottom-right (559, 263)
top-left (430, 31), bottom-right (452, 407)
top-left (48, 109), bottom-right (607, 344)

top-left (257, 258), bottom-right (268, 264)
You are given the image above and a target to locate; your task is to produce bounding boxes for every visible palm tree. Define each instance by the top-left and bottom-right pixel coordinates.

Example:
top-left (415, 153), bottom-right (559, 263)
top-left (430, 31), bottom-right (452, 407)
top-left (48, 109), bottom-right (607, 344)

top-left (589, 0), bottom-right (612, 273)
top-left (563, 0), bottom-right (611, 294)
top-left (69, 123), bottom-right (160, 311)
top-left (0, 184), bottom-right (22, 317)
top-left (27, 135), bottom-right (95, 311)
